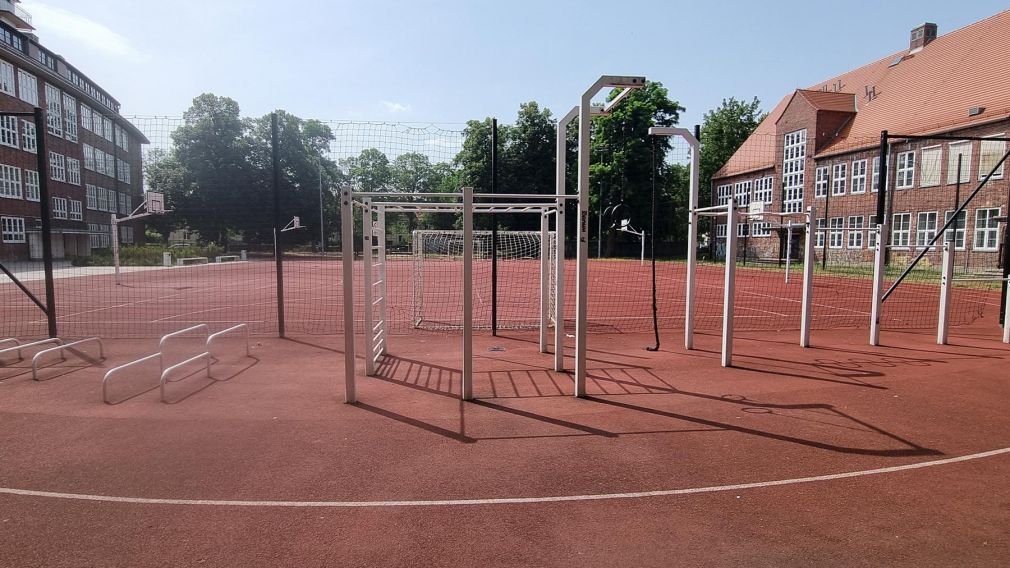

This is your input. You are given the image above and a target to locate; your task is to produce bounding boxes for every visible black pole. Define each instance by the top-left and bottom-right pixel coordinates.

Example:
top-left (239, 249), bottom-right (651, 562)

top-left (647, 137), bottom-right (659, 351)
top-left (821, 179), bottom-right (830, 270)
top-left (271, 112), bottom-right (285, 338)
top-left (34, 108), bottom-right (57, 338)
top-left (490, 117), bottom-right (498, 336)
top-left (876, 131), bottom-right (889, 266)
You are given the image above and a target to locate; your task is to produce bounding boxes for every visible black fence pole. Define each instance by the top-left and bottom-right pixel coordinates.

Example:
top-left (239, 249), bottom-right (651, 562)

top-left (821, 181), bottom-right (830, 270)
top-left (34, 108), bottom-right (57, 338)
top-left (490, 117), bottom-right (498, 336)
top-left (647, 136), bottom-right (659, 351)
top-left (876, 131), bottom-right (889, 266)
top-left (1002, 162), bottom-right (1010, 326)
top-left (271, 112), bottom-right (286, 338)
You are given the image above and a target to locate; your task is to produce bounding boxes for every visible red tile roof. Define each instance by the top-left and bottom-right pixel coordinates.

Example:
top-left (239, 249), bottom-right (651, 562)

top-left (714, 9), bottom-right (1010, 179)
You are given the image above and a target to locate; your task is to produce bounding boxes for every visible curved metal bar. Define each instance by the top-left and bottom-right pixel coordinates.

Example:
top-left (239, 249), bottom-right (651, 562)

top-left (102, 352), bottom-right (160, 404)
top-left (0, 338), bottom-right (21, 361)
top-left (206, 323), bottom-right (250, 359)
top-left (32, 337), bottom-right (104, 381)
top-left (160, 351), bottom-right (211, 403)
top-left (0, 337), bottom-right (63, 362)
top-left (159, 324), bottom-right (209, 372)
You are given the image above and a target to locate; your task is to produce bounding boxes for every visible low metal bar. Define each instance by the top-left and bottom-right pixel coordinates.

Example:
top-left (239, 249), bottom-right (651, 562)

top-left (694, 204), bottom-right (733, 214)
top-left (160, 351), bottom-right (211, 402)
top-left (102, 352), bottom-right (160, 404)
top-left (886, 133), bottom-right (1010, 143)
top-left (475, 193), bottom-right (579, 200)
top-left (32, 337), bottom-right (104, 381)
top-left (159, 324), bottom-right (210, 372)
top-left (951, 277), bottom-right (1010, 282)
top-left (697, 211), bottom-right (729, 218)
top-left (0, 338), bottom-right (21, 361)
top-left (206, 323), bottom-right (250, 358)
top-left (0, 337), bottom-right (62, 360)
top-left (352, 191), bottom-right (463, 198)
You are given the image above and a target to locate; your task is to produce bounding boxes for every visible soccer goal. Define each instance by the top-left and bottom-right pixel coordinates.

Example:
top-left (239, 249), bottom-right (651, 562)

top-left (411, 230), bottom-right (557, 331)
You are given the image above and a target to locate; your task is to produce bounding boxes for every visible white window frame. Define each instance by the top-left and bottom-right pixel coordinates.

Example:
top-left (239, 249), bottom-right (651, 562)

top-left (850, 159), bottom-right (867, 194)
top-left (979, 136), bottom-right (1006, 181)
top-left (21, 119), bottom-right (36, 153)
top-left (0, 60), bottom-right (14, 96)
top-left (919, 145), bottom-right (942, 188)
top-left (86, 184), bottom-right (98, 210)
top-left (18, 70), bottom-right (38, 106)
top-left (24, 170), bottom-right (39, 202)
top-left (103, 116), bottom-right (114, 142)
top-left (973, 208), bottom-right (1000, 251)
top-left (847, 216), bottom-right (864, 249)
top-left (737, 222), bottom-right (749, 238)
top-left (831, 163), bottom-right (847, 196)
top-left (715, 224), bottom-right (727, 238)
top-left (67, 157), bottom-right (81, 185)
top-left (814, 166), bottom-right (828, 198)
top-left (62, 92), bottom-right (78, 143)
top-left (52, 196), bottom-right (68, 220)
top-left (83, 144), bottom-right (95, 171)
top-left (105, 153), bottom-right (115, 178)
top-left (915, 211), bottom-right (938, 249)
top-left (947, 141), bottom-right (972, 184)
top-left (69, 199), bottom-right (83, 221)
top-left (716, 184), bottom-right (731, 206)
top-left (892, 213), bottom-right (911, 248)
top-left (80, 104), bottom-right (93, 133)
top-left (0, 115), bottom-right (18, 148)
top-left (734, 180), bottom-right (752, 207)
top-left (868, 215), bottom-right (879, 249)
top-left (782, 129), bottom-right (806, 213)
top-left (828, 217), bottom-right (844, 249)
top-left (815, 218), bottom-right (826, 248)
top-left (0, 163), bottom-right (22, 199)
top-left (752, 221), bottom-right (771, 237)
top-left (44, 83), bottom-right (62, 137)
top-left (49, 152), bottom-right (66, 182)
top-left (753, 176), bottom-right (773, 204)
top-left (1, 216), bottom-right (26, 243)
top-left (896, 151), bottom-right (915, 189)
top-left (943, 210), bottom-right (966, 251)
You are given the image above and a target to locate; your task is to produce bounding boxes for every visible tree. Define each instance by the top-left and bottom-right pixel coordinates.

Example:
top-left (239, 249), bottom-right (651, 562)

top-left (699, 97), bottom-right (765, 207)
top-left (343, 148), bottom-right (391, 192)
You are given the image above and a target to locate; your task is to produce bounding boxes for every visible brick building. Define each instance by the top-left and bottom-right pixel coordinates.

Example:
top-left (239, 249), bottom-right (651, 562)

top-left (0, 1), bottom-right (147, 261)
top-left (711, 11), bottom-right (1010, 270)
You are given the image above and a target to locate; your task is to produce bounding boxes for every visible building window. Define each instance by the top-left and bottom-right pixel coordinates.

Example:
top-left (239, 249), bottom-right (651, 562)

top-left (69, 199), bottom-right (83, 221)
top-left (847, 216), bottom-right (864, 248)
top-left (96, 186), bottom-right (107, 212)
top-left (62, 93), bottom-right (78, 143)
top-left (80, 104), bottom-right (92, 133)
top-left (49, 152), bottom-right (66, 182)
top-left (896, 151), bottom-right (915, 189)
top-left (0, 164), bottom-right (22, 199)
top-left (815, 218), bottom-right (826, 248)
top-left (120, 225), bottom-right (134, 244)
top-left (119, 193), bottom-right (131, 215)
top-left (979, 137), bottom-right (1006, 180)
top-left (67, 157), bottom-right (81, 185)
top-left (86, 184), bottom-right (97, 210)
top-left (716, 184), bottom-right (731, 206)
top-left (105, 154), bottom-right (115, 178)
top-left (828, 217), bottom-right (844, 249)
top-left (753, 176), bottom-right (773, 204)
top-left (851, 159), bottom-right (867, 194)
top-left (944, 210), bottom-right (966, 250)
top-left (24, 170), bottom-right (39, 202)
top-left (868, 215), bottom-right (878, 249)
top-left (892, 213), bottom-right (911, 248)
top-left (117, 159), bottom-right (131, 185)
top-left (21, 119), bottom-right (35, 153)
top-left (103, 117), bottom-right (113, 142)
top-left (1, 216), bottom-right (26, 243)
top-left (947, 141), bottom-right (972, 184)
top-left (44, 83), bottom-right (62, 137)
top-left (0, 115), bottom-right (18, 148)
top-left (115, 124), bottom-right (129, 152)
top-left (831, 163), bottom-right (847, 195)
top-left (872, 156), bottom-right (883, 193)
top-left (915, 212), bottom-right (937, 248)
top-left (0, 60), bottom-right (14, 96)
top-left (106, 189), bottom-right (118, 213)
top-left (974, 208), bottom-right (1000, 251)
top-left (814, 166), bottom-right (828, 198)
top-left (53, 197), bottom-right (68, 220)
top-left (94, 148), bottom-right (106, 176)
top-left (752, 222), bottom-right (770, 237)
top-left (17, 70), bottom-right (37, 106)
top-left (737, 223), bottom-right (749, 237)
top-left (715, 224), bottom-right (727, 238)
top-left (920, 146), bottom-right (942, 187)
top-left (734, 180), bottom-right (752, 207)
top-left (83, 145), bottom-right (95, 171)
top-left (782, 129), bottom-right (806, 213)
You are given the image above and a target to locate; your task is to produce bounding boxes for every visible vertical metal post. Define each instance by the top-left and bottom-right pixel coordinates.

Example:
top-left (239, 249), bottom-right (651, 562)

top-left (785, 220), bottom-right (793, 283)
top-left (362, 199), bottom-right (375, 376)
top-left (340, 187), bottom-right (356, 403)
top-left (575, 95), bottom-right (592, 397)
top-left (490, 118), bottom-right (498, 337)
top-left (800, 206), bottom-right (815, 347)
top-left (377, 206), bottom-right (387, 357)
top-left (271, 113), bottom-right (285, 338)
top-left (1003, 281), bottom-right (1010, 344)
top-left (937, 241), bottom-right (954, 345)
top-left (870, 224), bottom-right (885, 346)
top-left (876, 131), bottom-right (890, 267)
top-left (554, 107), bottom-right (575, 372)
top-left (722, 199), bottom-right (737, 367)
top-left (319, 161), bottom-right (326, 253)
top-left (462, 186), bottom-right (474, 401)
top-left (821, 181), bottom-right (830, 271)
top-left (539, 210), bottom-right (549, 353)
top-left (685, 127), bottom-right (700, 350)
top-left (34, 108), bottom-right (57, 338)
top-left (111, 214), bottom-right (121, 285)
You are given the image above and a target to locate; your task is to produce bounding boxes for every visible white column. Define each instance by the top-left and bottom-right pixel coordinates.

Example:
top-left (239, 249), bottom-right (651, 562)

top-left (937, 241), bottom-right (954, 345)
top-left (377, 206), bottom-right (388, 357)
top-left (539, 210), bottom-right (549, 353)
top-left (800, 206), bottom-right (815, 347)
top-left (340, 187), bottom-right (356, 403)
top-left (722, 199), bottom-right (737, 367)
top-left (362, 199), bottom-right (375, 376)
top-left (1004, 282), bottom-right (1010, 344)
top-left (685, 136), bottom-right (700, 350)
top-left (462, 187), bottom-right (474, 401)
top-left (870, 224), bottom-right (885, 346)
top-left (575, 98), bottom-right (591, 397)
top-left (555, 107), bottom-right (576, 372)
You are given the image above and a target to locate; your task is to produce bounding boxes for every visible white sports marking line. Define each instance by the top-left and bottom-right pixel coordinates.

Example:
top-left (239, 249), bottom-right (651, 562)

top-left (0, 447), bottom-right (1007, 508)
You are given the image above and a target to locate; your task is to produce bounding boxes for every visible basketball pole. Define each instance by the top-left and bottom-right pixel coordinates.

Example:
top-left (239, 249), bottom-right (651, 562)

top-left (647, 136), bottom-right (659, 352)
top-left (271, 112), bottom-right (286, 339)
top-left (491, 118), bottom-right (499, 337)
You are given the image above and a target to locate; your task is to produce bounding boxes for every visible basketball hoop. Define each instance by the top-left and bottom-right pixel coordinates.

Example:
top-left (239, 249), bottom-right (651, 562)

top-left (281, 216), bottom-right (304, 233)
top-left (147, 191), bottom-right (165, 214)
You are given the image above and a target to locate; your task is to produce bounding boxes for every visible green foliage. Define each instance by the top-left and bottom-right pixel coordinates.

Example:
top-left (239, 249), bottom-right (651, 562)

top-left (71, 244), bottom-right (224, 267)
top-left (699, 97), bottom-right (765, 205)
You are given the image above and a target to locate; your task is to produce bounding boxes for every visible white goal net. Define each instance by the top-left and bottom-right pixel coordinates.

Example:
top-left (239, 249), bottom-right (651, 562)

top-left (412, 230), bottom-right (557, 331)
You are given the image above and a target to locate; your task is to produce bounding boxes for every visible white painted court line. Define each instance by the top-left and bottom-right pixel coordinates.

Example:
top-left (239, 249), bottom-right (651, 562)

top-left (0, 447), bottom-right (1007, 508)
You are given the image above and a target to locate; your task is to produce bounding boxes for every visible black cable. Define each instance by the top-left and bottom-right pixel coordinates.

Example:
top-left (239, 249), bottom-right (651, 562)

top-left (647, 136), bottom-right (660, 352)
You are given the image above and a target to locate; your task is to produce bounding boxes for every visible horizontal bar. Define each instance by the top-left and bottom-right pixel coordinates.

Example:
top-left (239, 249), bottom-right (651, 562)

top-left (206, 323), bottom-right (250, 358)
top-left (887, 133), bottom-right (1010, 143)
top-left (103, 352), bottom-right (160, 404)
top-left (353, 191), bottom-right (463, 198)
top-left (952, 277), bottom-right (1010, 282)
top-left (475, 193), bottom-right (579, 200)
top-left (0, 337), bottom-right (62, 359)
top-left (160, 351), bottom-right (211, 402)
top-left (32, 337), bottom-right (104, 381)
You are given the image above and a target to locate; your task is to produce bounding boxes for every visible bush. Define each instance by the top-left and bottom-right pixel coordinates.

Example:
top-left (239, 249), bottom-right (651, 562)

top-left (70, 244), bottom-right (225, 267)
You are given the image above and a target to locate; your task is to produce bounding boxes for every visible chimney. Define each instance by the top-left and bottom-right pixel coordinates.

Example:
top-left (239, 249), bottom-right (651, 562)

top-left (909, 23), bottom-right (938, 52)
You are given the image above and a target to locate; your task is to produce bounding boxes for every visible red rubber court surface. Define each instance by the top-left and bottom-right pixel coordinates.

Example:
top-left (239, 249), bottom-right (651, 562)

top-left (3, 319), bottom-right (1010, 567)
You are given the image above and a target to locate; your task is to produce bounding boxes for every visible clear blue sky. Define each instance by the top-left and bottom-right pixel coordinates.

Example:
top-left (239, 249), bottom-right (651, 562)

top-left (21, 0), bottom-right (1010, 127)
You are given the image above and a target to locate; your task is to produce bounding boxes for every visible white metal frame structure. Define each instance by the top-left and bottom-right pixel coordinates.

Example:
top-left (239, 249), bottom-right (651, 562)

top-left (340, 187), bottom-right (576, 403)
top-left (685, 200), bottom-right (815, 367)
